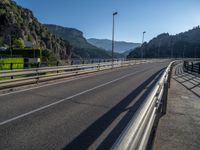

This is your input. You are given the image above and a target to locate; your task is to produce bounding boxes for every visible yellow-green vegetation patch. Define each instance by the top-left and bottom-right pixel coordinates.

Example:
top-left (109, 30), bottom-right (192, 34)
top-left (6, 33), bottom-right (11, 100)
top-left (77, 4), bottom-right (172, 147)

top-left (0, 58), bottom-right (24, 70)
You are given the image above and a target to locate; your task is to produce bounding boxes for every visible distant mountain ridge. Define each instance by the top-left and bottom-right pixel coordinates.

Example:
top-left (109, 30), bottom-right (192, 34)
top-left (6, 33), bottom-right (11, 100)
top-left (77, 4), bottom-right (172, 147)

top-left (45, 24), bottom-right (94, 49)
top-left (127, 26), bottom-right (200, 58)
top-left (87, 38), bottom-right (141, 54)
top-left (45, 24), bottom-right (124, 59)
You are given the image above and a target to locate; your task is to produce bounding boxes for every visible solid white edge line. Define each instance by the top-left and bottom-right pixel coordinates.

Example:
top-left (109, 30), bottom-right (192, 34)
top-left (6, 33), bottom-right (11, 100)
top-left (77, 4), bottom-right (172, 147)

top-left (0, 69), bottom-right (145, 126)
top-left (0, 65), bottom-right (134, 97)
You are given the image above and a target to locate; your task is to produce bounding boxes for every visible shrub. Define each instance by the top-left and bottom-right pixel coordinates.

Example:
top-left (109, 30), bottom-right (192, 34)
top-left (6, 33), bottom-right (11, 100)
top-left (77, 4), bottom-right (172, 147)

top-left (0, 37), bottom-right (4, 46)
top-left (42, 49), bottom-right (58, 65)
top-left (28, 34), bottom-right (33, 41)
top-left (0, 8), bottom-right (6, 15)
top-left (13, 38), bottom-right (25, 48)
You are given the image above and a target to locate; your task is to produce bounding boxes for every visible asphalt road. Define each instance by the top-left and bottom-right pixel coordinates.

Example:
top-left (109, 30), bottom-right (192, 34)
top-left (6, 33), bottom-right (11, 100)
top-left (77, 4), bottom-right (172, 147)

top-left (0, 62), bottom-right (168, 150)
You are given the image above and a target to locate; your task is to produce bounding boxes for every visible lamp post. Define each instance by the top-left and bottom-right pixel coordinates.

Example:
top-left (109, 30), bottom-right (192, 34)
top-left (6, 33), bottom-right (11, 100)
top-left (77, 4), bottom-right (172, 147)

top-left (170, 37), bottom-right (174, 59)
top-left (158, 39), bottom-right (161, 58)
top-left (8, 35), bottom-right (12, 57)
top-left (112, 12), bottom-right (118, 68)
top-left (183, 45), bottom-right (186, 59)
top-left (141, 31), bottom-right (146, 58)
top-left (194, 46), bottom-right (197, 60)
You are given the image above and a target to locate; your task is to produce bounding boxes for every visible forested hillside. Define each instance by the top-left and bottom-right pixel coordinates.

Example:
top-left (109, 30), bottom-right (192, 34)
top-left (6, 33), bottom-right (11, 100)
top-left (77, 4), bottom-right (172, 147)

top-left (128, 26), bottom-right (200, 58)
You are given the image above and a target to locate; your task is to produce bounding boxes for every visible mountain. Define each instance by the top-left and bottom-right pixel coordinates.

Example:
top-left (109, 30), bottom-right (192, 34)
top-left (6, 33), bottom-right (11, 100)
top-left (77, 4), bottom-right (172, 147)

top-left (122, 49), bottom-right (136, 56)
top-left (45, 24), bottom-right (94, 49)
top-left (127, 26), bottom-right (200, 58)
top-left (87, 38), bottom-right (141, 54)
top-left (45, 24), bottom-right (124, 59)
top-left (0, 0), bottom-right (71, 62)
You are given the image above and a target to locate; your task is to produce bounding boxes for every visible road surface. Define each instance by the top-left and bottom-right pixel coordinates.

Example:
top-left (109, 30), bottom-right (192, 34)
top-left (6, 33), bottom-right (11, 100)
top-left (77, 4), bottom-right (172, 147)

top-left (0, 62), bottom-right (168, 150)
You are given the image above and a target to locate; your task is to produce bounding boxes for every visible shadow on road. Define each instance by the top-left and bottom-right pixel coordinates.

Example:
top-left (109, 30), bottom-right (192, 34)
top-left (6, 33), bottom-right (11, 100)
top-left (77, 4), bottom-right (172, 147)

top-left (173, 65), bottom-right (200, 98)
top-left (63, 69), bottom-right (164, 150)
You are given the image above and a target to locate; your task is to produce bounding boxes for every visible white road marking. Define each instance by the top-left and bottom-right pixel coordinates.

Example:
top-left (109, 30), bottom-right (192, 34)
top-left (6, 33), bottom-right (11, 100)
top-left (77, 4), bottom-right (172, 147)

top-left (0, 66), bottom-right (134, 97)
top-left (0, 69), bottom-right (146, 126)
top-left (0, 74), bottom-right (95, 97)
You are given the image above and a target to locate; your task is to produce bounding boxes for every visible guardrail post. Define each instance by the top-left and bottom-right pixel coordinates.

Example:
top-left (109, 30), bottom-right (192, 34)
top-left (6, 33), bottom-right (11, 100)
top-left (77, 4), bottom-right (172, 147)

top-left (10, 63), bottom-right (13, 79)
top-left (10, 63), bottom-right (13, 70)
top-left (184, 61), bottom-right (188, 72)
top-left (36, 68), bottom-right (39, 84)
top-left (37, 63), bottom-right (40, 68)
top-left (76, 65), bottom-right (79, 75)
top-left (191, 62), bottom-right (193, 72)
top-left (168, 67), bottom-right (172, 88)
top-left (57, 61), bottom-right (59, 74)
top-left (98, 63), bottom-right (100, 71)
top-left (162, 81), bottom-right (169, 115)
top-left (199, 64), bottom-right (200, 74)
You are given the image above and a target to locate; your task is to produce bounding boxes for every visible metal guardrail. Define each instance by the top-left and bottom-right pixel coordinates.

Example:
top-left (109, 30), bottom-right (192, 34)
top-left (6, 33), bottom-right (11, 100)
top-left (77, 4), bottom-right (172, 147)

top-left (183, 60), bottom-right (200, 74)
top-left (111, 61), bottom-right (174, 150)
top-left (0, 59), bottom-right (168, 90)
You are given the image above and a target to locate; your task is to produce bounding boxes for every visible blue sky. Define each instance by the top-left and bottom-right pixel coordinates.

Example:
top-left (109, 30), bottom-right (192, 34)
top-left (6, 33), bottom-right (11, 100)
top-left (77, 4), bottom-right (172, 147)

top-left (15, 0), bottom-right (200, 43)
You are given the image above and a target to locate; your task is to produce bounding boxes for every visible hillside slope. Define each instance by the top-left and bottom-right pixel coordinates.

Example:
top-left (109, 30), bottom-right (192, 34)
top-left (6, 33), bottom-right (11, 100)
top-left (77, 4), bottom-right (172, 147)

top-left (87, 38), bottom-right (141, 53)
top-left (45, 24), bottom-right (120, 59)
top-left (128, 26), bottom-right (200, 58)
top-left (0, 0), bottom-right (71, 61)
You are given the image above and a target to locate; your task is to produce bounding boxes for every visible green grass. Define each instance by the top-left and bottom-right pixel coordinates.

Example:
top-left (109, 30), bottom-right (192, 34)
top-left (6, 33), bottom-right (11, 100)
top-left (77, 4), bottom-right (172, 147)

top-left (0, 77), bottom-right (10, 81)
top-left (0, 58), bottom-right (24, 70)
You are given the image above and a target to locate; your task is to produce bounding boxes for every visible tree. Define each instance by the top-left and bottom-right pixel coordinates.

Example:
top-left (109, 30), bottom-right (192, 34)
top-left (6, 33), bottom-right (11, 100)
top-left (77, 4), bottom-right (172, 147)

top-left (0, 37), bottom-right (4, 46)
top-left (0, 8), bottom-right (6, 16)
top-left (13, 38), bottom-right (25, 48)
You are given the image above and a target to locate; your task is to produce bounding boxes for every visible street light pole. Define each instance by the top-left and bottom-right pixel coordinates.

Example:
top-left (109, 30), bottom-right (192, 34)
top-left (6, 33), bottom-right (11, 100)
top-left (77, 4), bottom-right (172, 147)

top-left (170, 37), bottom-right (174, 59)
top-left (158, 39), bottom-right (161, 58)
top-left (195, 46), bottom-right (197, 59)
top-left (112, 12), bottom-right (118, 68)
top-left (141, 31), bottom-right (146, 58)
top-left (8, 35), bottom-right (12, 57)
top-left (183, 45), bottom-right (186, 59)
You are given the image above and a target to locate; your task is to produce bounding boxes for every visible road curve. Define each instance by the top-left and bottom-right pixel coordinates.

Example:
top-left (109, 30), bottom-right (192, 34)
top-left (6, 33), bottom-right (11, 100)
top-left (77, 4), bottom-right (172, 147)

top-left (0, 62), bottom-right (168, 150)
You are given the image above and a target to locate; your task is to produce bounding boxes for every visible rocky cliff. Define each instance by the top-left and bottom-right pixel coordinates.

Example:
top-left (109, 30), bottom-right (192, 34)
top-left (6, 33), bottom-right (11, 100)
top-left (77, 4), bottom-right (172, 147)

top-left (0, 0), bottom-right (72, 60)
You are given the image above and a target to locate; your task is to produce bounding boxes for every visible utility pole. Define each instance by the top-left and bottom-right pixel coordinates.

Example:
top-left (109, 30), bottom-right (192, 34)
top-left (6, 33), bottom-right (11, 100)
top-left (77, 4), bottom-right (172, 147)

top-left (141, 31), bottom-right (146, 58)
top-left (158, 39), bottom-right (161, 58)
top-left (8, 35), bottom-right (12, 57)
top-left (183, 45), bottom-right (186, 59)
top-left (112, 12), bottom-right (118, 68)
top-left (194, 46), bottom-right (198, 60)
top-left (170, 37), bottom-right (174, 59)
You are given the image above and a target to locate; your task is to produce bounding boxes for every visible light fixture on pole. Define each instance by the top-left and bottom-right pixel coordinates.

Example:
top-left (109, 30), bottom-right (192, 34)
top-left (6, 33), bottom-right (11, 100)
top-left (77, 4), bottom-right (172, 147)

top-left (112, 11), bottom-right (118, 68)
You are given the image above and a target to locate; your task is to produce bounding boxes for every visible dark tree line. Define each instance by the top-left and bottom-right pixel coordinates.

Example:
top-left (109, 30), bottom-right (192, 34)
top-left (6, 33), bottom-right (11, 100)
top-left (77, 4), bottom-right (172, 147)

top-left (128, 27), bottom-right (200, 58)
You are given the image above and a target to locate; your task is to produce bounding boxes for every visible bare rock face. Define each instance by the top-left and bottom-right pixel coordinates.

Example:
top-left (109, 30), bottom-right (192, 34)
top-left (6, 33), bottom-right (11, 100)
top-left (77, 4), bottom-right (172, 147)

top-left (0, 0), bottom-right (10, 5)
top-left (0, 0), bottom-right (72, 60)
top-left (45, 24), bottom-right (114, 59)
